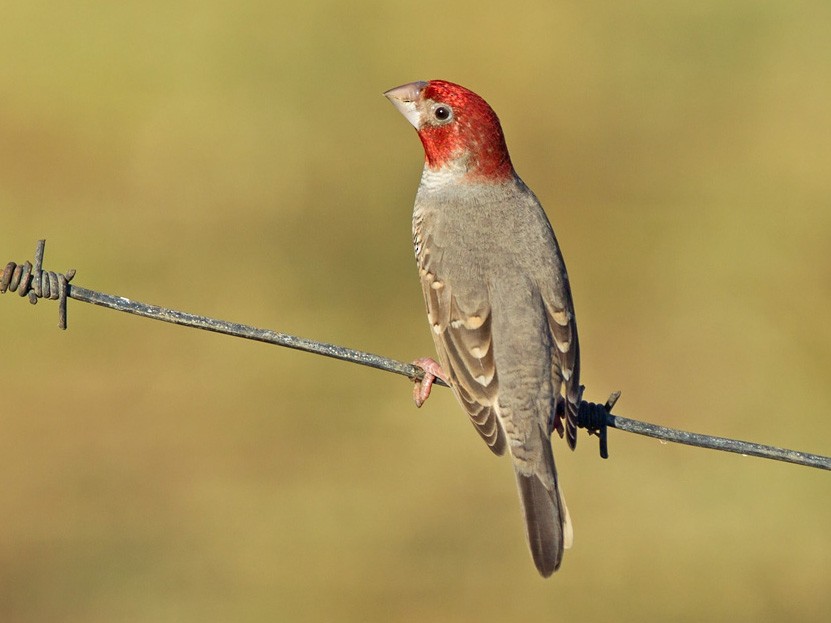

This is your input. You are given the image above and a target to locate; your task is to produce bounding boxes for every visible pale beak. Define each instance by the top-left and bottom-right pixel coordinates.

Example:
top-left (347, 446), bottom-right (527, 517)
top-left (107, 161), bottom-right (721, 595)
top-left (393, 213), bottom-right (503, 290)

top-left (384, 81), bottom-right (428, 130)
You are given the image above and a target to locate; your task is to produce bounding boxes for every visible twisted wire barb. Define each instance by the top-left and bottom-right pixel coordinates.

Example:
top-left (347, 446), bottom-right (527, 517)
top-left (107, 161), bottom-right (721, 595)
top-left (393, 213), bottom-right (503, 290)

top-left (1, 240), bottom-right (75, 328)
top-left (3, 240), bottom-right (830, 472)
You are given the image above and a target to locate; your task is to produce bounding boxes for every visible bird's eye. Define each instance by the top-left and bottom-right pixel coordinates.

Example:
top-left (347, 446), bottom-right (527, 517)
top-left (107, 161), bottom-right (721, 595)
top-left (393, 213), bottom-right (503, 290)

top-left (433, 105), bottom-right (452, 122)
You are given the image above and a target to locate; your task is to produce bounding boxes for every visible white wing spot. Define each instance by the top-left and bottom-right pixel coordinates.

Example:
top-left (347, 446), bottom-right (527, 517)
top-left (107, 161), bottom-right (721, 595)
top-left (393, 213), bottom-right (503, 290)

top-left (465, 315), bottom-right (485, 329)
top-left (470, 346), bottom-right (487, 358)
top-left (551, 308), bottom-right (570, 326)
top-left (474, 372), bottom-right (495, 385)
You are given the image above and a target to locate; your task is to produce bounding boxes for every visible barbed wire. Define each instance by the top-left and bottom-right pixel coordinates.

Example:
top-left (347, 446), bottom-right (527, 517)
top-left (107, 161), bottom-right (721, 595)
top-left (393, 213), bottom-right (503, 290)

top-left (3, 240), bottom-right (830, 471)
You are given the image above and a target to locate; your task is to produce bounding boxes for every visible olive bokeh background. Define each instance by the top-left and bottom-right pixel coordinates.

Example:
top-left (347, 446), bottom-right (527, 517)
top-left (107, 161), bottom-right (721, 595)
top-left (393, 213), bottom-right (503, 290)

top-left (2, 2), bottom-right (829, 621)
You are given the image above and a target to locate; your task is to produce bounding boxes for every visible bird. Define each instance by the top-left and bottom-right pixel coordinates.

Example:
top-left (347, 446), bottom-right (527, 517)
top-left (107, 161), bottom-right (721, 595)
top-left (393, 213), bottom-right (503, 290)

top-left (384, 80), bottom-right (581, 576)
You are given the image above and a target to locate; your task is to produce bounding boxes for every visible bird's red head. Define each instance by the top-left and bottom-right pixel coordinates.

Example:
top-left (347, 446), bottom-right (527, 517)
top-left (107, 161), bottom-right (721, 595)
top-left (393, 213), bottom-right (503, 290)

top-left (385, 80), bottom-right (514, 182)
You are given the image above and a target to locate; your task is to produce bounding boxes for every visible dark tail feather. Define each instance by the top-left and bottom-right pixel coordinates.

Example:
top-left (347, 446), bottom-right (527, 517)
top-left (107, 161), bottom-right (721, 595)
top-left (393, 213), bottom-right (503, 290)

top-left (515, 470), bottom-right (566, 577)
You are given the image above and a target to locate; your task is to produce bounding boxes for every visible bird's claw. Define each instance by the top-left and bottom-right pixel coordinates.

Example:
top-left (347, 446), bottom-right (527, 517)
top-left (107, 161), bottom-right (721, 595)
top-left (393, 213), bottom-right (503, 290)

top-left (549, 401), bottom-right (566, 438)
top-left (412, 357), bottom-right (448, 408)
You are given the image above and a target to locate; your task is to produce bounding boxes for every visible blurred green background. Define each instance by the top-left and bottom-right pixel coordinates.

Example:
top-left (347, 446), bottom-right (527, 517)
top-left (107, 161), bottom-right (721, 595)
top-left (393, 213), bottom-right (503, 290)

top-left (2, 1), bottom-right (830, 621)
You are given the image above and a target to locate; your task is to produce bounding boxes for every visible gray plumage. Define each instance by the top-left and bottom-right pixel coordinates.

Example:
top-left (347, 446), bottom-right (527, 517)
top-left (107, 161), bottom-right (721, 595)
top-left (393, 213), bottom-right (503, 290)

top-left (415, 175), bottom-right (578, 576)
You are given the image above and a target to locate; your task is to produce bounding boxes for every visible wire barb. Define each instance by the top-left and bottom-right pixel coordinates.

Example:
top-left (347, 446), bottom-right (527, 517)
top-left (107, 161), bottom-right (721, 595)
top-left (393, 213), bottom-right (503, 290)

top-left (576, 388), bottom-right (620, 459)
top-left (1, 240), bottom-right (75, 329)
top-left (2, 239), bottom-right (830, 472)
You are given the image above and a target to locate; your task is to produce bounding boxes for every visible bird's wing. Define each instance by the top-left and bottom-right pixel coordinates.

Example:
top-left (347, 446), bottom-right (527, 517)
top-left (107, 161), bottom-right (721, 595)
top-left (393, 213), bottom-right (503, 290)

top-left (420, 268), bottom-right (506, 455)
top-left (541, 280), bottom-right (581, 450)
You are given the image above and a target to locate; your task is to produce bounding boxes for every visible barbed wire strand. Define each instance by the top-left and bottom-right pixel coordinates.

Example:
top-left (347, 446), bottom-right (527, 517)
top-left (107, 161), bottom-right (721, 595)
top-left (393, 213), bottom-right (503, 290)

top-left (3, 240), bottom-right (829, 472)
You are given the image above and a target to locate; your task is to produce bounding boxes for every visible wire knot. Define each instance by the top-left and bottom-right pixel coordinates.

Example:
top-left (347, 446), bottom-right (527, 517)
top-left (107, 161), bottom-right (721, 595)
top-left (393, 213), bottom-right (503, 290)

top-left (1, 240), bottom-right (75, 329)
top-left (576, 389), bottom-right (621, 460)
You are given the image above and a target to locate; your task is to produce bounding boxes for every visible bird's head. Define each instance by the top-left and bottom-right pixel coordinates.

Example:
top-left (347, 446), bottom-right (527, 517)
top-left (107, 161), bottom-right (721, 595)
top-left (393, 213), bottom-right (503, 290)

top-left (384, 80), bottom-right (514, 181)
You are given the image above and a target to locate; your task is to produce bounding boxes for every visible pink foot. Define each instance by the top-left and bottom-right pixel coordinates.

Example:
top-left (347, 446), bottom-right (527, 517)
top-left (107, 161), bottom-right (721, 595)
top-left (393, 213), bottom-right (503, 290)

top-left (412, 357), bottom-right (449, 408)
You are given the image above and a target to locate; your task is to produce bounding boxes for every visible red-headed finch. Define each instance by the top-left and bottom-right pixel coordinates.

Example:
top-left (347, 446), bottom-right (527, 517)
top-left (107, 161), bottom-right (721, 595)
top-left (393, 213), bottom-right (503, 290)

top-left (385, 80), bottom-right (581, 576)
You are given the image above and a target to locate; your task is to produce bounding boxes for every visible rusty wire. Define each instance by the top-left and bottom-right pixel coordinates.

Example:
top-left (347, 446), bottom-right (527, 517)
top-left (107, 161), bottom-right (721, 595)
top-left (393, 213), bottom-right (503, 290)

top-left (1, 240), bottom-right (75, 329)
top-left (2, 239), bottom-right (830, 471)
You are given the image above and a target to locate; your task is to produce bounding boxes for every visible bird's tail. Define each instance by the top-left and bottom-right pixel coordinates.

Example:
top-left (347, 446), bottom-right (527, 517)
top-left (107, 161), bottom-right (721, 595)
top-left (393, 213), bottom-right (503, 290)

top-left (514, 452), bottom-right (572, 577)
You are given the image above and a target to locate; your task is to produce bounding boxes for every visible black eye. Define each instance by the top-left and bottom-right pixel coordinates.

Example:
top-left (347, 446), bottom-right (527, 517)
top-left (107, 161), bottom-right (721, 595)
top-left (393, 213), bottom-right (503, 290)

top-left (433, 105), bottom-right (451, 121)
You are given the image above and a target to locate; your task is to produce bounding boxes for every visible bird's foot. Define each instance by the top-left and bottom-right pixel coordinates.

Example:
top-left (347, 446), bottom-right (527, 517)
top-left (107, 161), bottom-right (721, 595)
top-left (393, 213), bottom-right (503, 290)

top-left (549, 401), bottom-right (566, 438)
top-left (412, 357), bottom-right (449, 408)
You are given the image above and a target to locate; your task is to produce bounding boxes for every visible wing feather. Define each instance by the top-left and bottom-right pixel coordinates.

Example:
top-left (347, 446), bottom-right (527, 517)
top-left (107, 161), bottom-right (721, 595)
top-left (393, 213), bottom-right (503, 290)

top-left (543, 294), bottom-right (580, 450)
top-left (420, 273), bottom-right (506, 455)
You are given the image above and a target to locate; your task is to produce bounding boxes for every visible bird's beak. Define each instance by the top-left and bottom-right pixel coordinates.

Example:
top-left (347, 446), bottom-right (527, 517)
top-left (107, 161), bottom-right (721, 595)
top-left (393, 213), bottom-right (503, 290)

top-left (384, 81), bottom-right (428, 130)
